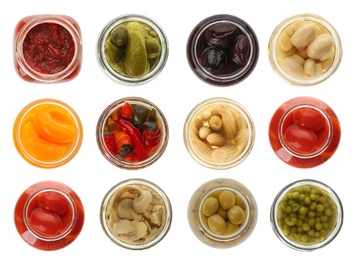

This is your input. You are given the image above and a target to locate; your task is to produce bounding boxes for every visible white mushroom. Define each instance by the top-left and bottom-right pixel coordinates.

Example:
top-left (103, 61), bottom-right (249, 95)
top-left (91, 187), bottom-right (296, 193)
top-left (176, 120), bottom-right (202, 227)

top-left (113, 219), bottom-right (136, 235)
top-left (150, 205), bottom-right (164, 226)
top-left (117, 198), bottom-right (134, 220)
top-left (133, 189), bottom-right (152, 213)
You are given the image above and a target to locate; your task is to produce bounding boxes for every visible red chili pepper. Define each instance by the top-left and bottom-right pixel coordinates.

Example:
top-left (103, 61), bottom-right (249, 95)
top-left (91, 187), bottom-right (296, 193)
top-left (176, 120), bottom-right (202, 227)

top-left (103, 132), bottom-right (117, 156)
top-left (117, 118), bottom-right (148, 161)
top-left (143, 122), bottom-right (162, 147)
top-left (120, 102), bottom-right (133, 119)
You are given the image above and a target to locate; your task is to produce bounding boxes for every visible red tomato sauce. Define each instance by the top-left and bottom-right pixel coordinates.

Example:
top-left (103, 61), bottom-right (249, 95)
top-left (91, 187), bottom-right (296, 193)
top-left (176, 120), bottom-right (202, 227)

top-left (23, 22), bottom-right (75, 74)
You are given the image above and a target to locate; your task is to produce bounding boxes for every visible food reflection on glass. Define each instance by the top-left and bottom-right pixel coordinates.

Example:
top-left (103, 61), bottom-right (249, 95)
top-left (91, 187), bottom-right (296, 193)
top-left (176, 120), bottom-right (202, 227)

top-left (96, 97), bottom-right (168, 170)
top-left (14, 181), bottom-right (85, 251)
top-left (269, 96), bottom-right (340, 168)
top-left (184, 97), bottom-right (254, 169)
top-left (13, 99), bottom-right (83, 168)
top-left (100, 179), bottom-right (172, 250)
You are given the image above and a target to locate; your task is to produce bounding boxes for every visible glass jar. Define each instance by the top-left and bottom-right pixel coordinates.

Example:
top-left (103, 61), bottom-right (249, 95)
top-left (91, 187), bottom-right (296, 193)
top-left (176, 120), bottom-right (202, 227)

top-left (13, 98), bottom-right (83, 168)
top-left (96, 96), bottom-right (169, 170)
top-left (186, 14), bottom-right (259, 86)
top-left (188, 178), bottom-right (257, 248)
top-left (270, 179), bottom-right (343, 251)
top-left (97, 14), bottom-right (169, 85)
top-left (14, 181), bottom-right (85, 251)
top-left (100, 178), bottom-right (172, 250)
top-left (269, 96), bottom-right (341, 168)
top-left (268, 13), bottom-right (342, 86)
top-left (183, 97), bottom-right (255, 169)
top-left (13, 14), bottom-right (82, 83)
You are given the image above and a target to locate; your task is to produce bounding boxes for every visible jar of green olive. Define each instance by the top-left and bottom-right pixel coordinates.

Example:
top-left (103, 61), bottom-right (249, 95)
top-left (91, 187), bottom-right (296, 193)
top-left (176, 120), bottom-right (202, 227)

top-left (268, 14), bottom-right (342, 86)
top-left (270, 179), bottom-right (343, 251)
top-left (97, 14), bottom-right (169, 85)
top-left (188, 178), bottom-right (257, 248)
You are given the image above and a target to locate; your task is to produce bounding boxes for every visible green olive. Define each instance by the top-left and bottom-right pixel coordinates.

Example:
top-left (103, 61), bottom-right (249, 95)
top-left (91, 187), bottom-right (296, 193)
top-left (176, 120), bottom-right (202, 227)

top-left (227, 205), bottom-right (246, 225)
top-left (218, 190), bottom-right (235, 210)
top-left (207, 214), bottom-right (226, 235)
top-left (111, 26), bottom-right (129, 47)
top-left (202, 197), bottom-right (219, 217)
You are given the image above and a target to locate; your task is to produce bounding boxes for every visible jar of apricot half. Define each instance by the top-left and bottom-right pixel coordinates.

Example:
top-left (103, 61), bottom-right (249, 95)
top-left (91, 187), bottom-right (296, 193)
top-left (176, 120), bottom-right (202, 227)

top-left (188, 178), bottom-right (258, 248)
top-left (13, 98), bottom-right (83, 168)
top-left (268, 13), bottom-right (342, 86)
top-left (270, 179), bottom-right (343, 251)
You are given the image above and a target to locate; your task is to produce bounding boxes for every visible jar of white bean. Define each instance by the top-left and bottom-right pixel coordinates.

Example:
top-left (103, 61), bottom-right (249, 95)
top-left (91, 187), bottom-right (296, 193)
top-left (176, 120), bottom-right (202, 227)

top-left (268, 14), bottom-right (342, 86)
top-left (187, 178), bottom-right (258, 248)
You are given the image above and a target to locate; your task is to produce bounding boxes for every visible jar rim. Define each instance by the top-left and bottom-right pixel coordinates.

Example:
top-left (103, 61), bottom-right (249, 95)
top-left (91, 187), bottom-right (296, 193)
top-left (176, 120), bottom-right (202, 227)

top-left (96, 13), bottom-right (169, 85)
top-left (268, 13), bottom-right (342, 86)
top-left (100, 178), bottom-right (172, 250)
top-left (24, 188), bottom-right (77, 241)
top-left (15, 14), bottom-right (82, 82)
top-left (270, 179), bottom-right (343, 251)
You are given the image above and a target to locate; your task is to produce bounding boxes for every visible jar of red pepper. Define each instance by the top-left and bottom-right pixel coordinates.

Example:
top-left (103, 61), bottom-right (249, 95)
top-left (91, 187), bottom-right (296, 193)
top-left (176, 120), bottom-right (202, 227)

top-left (13, 14), bottom-right (82, 83)
top-left (96, 97), bottom-right (169, 170)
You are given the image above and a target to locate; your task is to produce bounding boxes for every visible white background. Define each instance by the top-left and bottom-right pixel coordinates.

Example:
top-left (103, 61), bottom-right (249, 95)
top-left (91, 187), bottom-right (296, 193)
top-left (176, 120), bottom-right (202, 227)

top-left (1, 0), bottom-right (353, 259)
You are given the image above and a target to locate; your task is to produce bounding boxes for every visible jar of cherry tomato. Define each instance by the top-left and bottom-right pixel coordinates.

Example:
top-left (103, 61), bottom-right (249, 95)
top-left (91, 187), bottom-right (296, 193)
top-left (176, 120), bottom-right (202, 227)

top-left (186, 14), bottom-right (259, 86)
top-left (187, 178), bottom-right (258, 248)
top-left (13, 14), bottom-right (82, 83)
top-left (269, 96), bottom-right (341, 168)
top-left (183, 97), bottom-right (255, 169)
top-left (100, 178), bottom-right (172, 250)
top-left (270, 179), bottom-right (343, 251)
top-left (268, 13), bottom-right (342, 86)
top-left (13, 98), bottom-right (83, 168)
top-left (97, 14), bottom-right (169, 85)
top-left (14, 181), bottom-right (85, 251)
top-left (96, 97), bottom-right (169, 170)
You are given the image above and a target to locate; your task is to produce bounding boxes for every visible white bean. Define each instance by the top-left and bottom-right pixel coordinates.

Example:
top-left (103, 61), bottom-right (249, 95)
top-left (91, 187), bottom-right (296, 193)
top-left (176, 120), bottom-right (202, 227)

top-left (290, 23), bottom-right (318, 49)
top-left (307, 34), bottom-right (334, 60)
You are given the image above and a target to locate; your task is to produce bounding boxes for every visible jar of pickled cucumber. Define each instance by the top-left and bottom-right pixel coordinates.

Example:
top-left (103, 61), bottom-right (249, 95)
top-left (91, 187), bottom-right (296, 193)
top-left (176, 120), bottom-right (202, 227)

top-left (187, 178), bottom-right (258, 248)
top-left (97, 14), bottom-right (169, 85)
top-left (270, 179), bottom-right (343, 251)
top-left (268, 13), bottom-right (342, 86)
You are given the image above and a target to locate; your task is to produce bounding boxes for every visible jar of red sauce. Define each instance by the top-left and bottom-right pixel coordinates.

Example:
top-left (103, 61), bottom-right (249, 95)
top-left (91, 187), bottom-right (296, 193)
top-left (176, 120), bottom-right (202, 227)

top-left (14, 181), bottom-right (85, 251)
top-left (269, 96), bottom-right (341, 168)
top-left (13, 14), bottom-right (82, 83)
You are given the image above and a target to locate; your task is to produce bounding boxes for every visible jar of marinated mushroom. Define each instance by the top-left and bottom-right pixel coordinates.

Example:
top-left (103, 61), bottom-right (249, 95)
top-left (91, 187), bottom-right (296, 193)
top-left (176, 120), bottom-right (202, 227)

top-left (183, 97), bottom-right (255, 169)
top-left (270, 179), bottom-right (343, 251)
top-left (100, 179), bottom-right (172, 250)
top-left (268, 13), bottom-right (342, 86)
top-left (188, 178), bottom-right (258, 248)
top-left (97, 14), bottom-right (169, 85)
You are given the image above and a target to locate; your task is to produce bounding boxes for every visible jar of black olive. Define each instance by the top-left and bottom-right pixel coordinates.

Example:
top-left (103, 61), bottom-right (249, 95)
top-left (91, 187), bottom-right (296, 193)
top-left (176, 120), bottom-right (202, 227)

top-left (100, 178), bottom-right (172, 250)
top-left (270, 179), bottom-right (343, 251)
top-left (188, 178), bottom-right (258, 248)
top-left (96, 96), bottom-right (169, 170)
top-left (14, 14), bottom-right (82, 83)
top-left (97, 14), bottom-right (169, 85)
top-left (186, 14), bottom-right (259, 86)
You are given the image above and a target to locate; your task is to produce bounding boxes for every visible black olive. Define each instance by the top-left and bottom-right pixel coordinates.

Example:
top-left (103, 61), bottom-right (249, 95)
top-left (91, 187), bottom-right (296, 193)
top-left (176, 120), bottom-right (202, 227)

top-left (200, 47), bottom-right (226, 74)
top-left (230, 34), bottom-right (250, 66)
top-left (204, 22), bottom-right (239, 49)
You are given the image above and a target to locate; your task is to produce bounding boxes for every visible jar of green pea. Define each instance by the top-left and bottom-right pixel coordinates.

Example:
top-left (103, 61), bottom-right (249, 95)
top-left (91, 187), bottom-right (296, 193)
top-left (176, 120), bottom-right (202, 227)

top-left (270, 179), bottom-right (343, 251)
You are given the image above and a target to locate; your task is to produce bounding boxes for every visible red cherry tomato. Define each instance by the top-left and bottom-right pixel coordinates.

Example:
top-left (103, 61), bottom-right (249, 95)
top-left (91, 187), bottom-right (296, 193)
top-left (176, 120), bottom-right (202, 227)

top-left (284, 125), bottom-right (318, 154)
top-left (29, 208), bottom-right (63, 237)
top-left (293, 108), bottom-right (326, 132)
top-left (37, 191), bottom-right (70, 215)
